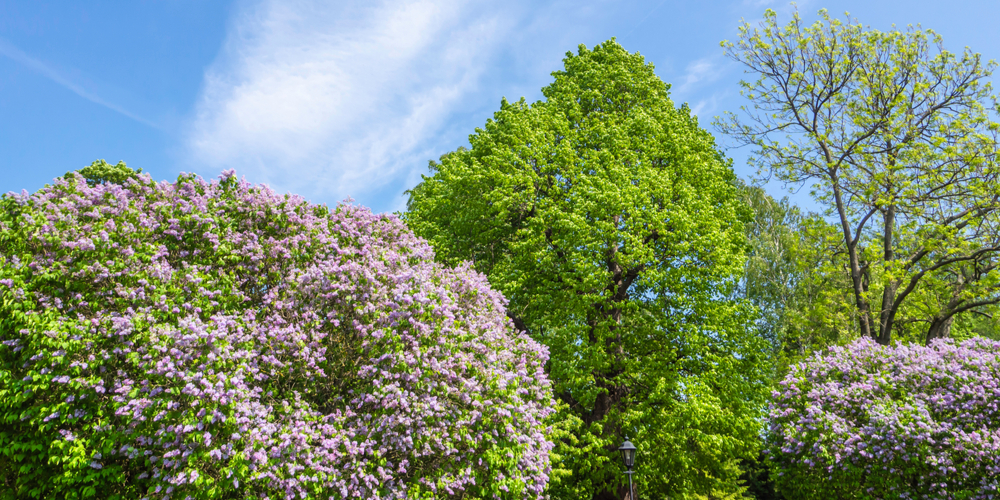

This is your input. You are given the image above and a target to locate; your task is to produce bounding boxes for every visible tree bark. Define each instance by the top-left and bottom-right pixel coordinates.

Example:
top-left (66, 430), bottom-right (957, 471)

top-left (592, 479), bottom-right (634, 500)
top-left (926, 315), bottom-right (954, 343)
top-left (832, 180), bottom-right (875, 340)
top-left (589, 231), bottom-right (633, 500)
top-left (877, 204), bottom-right (897, 345)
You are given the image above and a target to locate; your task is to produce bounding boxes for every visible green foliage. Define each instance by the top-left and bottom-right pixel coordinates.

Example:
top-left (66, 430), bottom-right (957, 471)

top-left (720, 8), bottom-right (1000, 346)
top-left (737, 183), bottom-right (859, 375)
top-left (736, 451), bottom-right (783, 500)
top-left (65, 159), bottom-right (142, 187)
top-left (740, 179), bottom-right (1000, 374)
top-left (406, 40), bottom-right (769, 499)
top-left (0, 194), bottom-right (129, 499)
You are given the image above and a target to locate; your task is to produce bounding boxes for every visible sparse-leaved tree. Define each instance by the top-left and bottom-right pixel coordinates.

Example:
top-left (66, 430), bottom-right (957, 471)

top-left (720, 9), bottom-right (1000, 345)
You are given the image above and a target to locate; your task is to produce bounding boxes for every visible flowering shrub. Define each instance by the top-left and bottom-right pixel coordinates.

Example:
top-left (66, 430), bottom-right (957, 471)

top-left (0, 170), bottom-right (553, 499)
top-left (768, 337), bottom-right (1000, 499)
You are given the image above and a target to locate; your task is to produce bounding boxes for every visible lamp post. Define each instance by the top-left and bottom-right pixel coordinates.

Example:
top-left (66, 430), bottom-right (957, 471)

top-left (618, 437), bottom-right (637, 500)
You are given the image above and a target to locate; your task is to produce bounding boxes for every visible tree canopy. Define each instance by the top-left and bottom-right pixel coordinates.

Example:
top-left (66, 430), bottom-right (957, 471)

top-left (65, 159), bottom-right (142, 187)
top-left (0, 169), bottom-right (553, 499)
top-left (720, 9), bottom-right (1000, 345)
top-left (406, 40), bottom-right (769, 500)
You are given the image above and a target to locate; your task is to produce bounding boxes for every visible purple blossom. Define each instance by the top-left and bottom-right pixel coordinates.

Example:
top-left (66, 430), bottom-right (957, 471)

top-left (769, 337), bottom-right (1000, 499)
top-left (0, 170), bottom-right (554, 499)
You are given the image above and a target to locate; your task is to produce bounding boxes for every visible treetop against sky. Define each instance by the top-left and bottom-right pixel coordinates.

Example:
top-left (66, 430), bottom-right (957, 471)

top-left (3, 0), bottom-right (1000, 213)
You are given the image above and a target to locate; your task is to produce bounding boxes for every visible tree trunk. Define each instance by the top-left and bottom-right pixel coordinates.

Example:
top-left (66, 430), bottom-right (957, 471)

top-left (877, 204), bottom-right (897, 345)
top-left (926, 315), bottom-right (954, 344)
top-left (586, 317), bottom-right (625, 500)
top-left (592, 480), bottom-right (634, 500)
top-left (590, 236), bottom-right (632, 500)
top-left (831, 179), bottom-right (875, 340)
top-left (622, 483), bottom-right (634, 500)
top-left (926, 268), bottom-right (970, 344)
top-left (851, 251), bottom-right (875, 341)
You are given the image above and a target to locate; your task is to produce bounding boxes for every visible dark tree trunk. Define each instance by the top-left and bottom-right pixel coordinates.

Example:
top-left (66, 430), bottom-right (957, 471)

top-left (831, 179), bottom-right (875, 341)
top-left (926, 315), bottom-right (954, 344)
top-left (877, 204), bottom-right (897, 345)
top-left (589, 228), bottom-right (635, 500)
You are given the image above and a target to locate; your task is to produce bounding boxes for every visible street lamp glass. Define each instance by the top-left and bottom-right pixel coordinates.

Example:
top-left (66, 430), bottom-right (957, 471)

top-left (618, 438), bottom-right (637, 470)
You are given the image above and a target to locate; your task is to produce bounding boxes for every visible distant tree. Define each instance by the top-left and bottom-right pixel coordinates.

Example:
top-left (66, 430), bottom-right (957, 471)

top-left (737, 183), bottom-right (805, 352)
top-left (66, 159), bottom-right (141, 186)
top-left (737, 183), bottom-right (858, 367)
top-left (0, 171), bottom-right (553, 499)
top-left (406, 40), bottom-right (769, 500)
top-left (719, 9), bottom-right (1000, 345)
top-left (737, 185), bottom-right (863, 385)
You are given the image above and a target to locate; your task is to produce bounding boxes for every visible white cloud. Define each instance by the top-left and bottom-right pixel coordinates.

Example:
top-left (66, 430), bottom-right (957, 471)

top-left (620, 0), bottom-right (669, 40)
top-left (672, 57), bottom-right (723, 97)
top-left (690, 92), bottom-right (724, 118)
top-left (186, 0), bottom-right (517, 208)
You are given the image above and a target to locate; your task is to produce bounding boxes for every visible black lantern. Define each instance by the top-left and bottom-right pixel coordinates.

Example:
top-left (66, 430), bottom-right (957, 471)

top-left (618, 437), bottom-right (637, 500)
top-left (618, 437), bottom-right (637, 470)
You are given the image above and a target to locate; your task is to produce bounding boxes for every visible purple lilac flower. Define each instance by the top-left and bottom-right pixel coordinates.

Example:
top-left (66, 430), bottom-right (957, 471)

top-left (0, 171), bottom-right (554, 499)
top-left (769, 337), bottom-right (1000, 499)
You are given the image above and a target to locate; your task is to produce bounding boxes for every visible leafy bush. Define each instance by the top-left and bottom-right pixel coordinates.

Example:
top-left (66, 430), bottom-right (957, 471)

top-left (0, 170), bottom-right (553, 499)
top-left (768, 338), bottom-right (1000, 499)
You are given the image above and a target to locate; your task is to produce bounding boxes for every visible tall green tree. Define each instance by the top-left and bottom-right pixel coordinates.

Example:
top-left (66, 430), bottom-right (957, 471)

top-left (405, 40), bottom-right (769, 500)
top-left (719, 9), bottom-right (1000, 345)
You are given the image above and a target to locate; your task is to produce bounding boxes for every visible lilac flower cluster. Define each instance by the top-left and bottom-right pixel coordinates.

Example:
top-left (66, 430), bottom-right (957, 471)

top-left (0, 171), bottom-right (554, 499)
top-left (768, 337), bottom-right (1000, 499)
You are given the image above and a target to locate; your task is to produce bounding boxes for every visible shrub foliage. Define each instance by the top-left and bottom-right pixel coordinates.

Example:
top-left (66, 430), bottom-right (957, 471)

top-left (769, 338), bottom-right (1000, 499)
top-left (0, 170), bottom-right (553, 499)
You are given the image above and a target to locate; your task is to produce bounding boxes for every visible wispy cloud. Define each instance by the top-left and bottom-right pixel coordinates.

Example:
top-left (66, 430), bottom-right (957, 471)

top-left (0, 37), bottom-right (158, 128)
top-left (741, 0), bottom-right (777, 7)
top-left (673, 57), bottom-right (724, 97)
top-left (620, 0), bottom-right (669, 41)
top-left (734, 0), bottom-right (817, 26)
top-left (689, 90), bottom-right (730, 118)
top-left (186, 0), bottom-right (524, 209)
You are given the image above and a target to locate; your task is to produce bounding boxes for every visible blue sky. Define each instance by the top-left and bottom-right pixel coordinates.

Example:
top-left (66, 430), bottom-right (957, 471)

top-left (3, 0), bottom-right (1000, 214)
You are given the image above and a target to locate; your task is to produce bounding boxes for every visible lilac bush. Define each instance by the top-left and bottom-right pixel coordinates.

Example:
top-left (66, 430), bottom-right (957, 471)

top-left (0, 170), bottom-right (554, 499)
top-left (768, 337), bottom-right (1000, 499)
